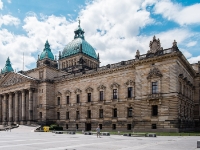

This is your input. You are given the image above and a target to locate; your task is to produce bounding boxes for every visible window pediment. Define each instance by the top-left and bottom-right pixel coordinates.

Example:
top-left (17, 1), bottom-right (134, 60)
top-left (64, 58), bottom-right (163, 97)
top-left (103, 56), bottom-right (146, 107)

top-left (125, 80), bottom-right (134, 87)
top-left (110, 82), bottom-right (120, 89)
top-left (56, 91), bottom-right (62, 96)
top-left (65, 90), bottom-right (71, 96)
top-left (97, 85), bottom-right (106, 91)
top-left (147, 67), bottom-right (162, 79)
top-left (75, 88), bottom-right (82, 94)
top-left (86, 87), bottom-right (93, 93)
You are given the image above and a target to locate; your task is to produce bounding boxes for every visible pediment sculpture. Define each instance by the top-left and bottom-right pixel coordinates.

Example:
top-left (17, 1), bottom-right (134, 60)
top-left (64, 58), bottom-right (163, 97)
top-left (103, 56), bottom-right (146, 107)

top-left (0, 72), bottom-right (34, 87)
top-left (147, 66), bottom-right (162, 79)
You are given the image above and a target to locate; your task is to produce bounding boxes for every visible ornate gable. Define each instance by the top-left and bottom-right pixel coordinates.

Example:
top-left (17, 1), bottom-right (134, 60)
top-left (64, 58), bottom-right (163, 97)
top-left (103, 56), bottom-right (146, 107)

top-left (0, 72), bottom-right (35, 87)
top-left (148, 36), bottom-right (163, 53)
top-left (147, 67), bottom-right (162, 79)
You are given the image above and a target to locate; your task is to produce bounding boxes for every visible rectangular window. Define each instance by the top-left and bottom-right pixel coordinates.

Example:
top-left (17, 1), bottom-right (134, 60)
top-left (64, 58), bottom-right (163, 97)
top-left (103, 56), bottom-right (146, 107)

top-left (87, 110), bottom-right (91, 119)
top-left (152, 105), bottom-right (158, 116)
top-left (76, 111), bottom-right (80, 119)
top-left (152, 82), bottom-right (158, 94)
top-left (100, 91), bottom-right (104, 101)
top-left (112, 124), bottom-right (116, 130)
top-left (113, 89), bottom-right (118, 99)
top-left (128, 87), bottom-right (132, 98)
top-left (127, 124), bottom-right (132, 130)
top-left (113, 108), bottom-right (117, 118)
top-left (66, 112), bottom-right (69, 119)
top-left (76, 124), bottom-right (79, 129)
top-left (99, 124), bottom-right (102, 129)
top-left (77, 94), bottom-right (80, 103)
top-left (88, 93), bottom-right (91, 102)
top-left (39, 71), bottom-right (43, 79)
top-left (57, 97), bottom-right (60, 105)
top-left (66, 96), bottom-right (69, 104)
top-left (127, 107), bottom-right (132, 117)
top-left (152, 124), bottom-right (157, 129)
top-left (57, 112), bottom-right (60, 120)
top-left (99, 109), bottom-right (103, 118)
top-left (179, 82), bottom-right (182, 93)
top-left (66, 124), bottom-right (68, 129)
top-left (39, 112), bottom-right (42, 119)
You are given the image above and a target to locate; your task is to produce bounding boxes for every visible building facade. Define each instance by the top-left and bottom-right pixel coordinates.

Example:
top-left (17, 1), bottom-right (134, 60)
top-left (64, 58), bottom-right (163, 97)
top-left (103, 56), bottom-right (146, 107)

top-left (0, 22), bottom-right (199, 132)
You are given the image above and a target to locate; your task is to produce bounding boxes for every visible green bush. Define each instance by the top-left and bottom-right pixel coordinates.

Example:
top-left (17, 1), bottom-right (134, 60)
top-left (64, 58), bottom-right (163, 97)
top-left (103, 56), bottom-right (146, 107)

top-left (49, 124), bottom-right (63, 131)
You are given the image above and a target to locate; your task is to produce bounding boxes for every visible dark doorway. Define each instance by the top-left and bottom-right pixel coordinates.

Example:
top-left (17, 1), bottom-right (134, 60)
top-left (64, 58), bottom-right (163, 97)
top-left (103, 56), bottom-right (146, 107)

top-left (85, 123), bottom-right (91, 131)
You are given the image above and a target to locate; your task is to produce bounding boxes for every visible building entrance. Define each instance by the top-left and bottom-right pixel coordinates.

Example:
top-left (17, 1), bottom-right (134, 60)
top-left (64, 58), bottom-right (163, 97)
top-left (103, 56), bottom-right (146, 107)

top-left (85, 123), bottom-right (91, 131)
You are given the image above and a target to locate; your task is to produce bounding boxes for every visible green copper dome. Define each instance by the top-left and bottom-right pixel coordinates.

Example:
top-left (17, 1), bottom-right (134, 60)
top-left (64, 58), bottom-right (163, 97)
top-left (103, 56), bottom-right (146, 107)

top-left (62, 20), bottom-right (98, 59)
top-left (40, 40), bottom-right (54, 60)
top-left (1, 57), bottom-right (14, 74)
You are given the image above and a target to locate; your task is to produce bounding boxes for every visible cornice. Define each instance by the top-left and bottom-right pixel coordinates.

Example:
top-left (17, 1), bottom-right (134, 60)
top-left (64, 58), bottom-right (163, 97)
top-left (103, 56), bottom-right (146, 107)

top-left (54, 64), bottom-right (134, 84)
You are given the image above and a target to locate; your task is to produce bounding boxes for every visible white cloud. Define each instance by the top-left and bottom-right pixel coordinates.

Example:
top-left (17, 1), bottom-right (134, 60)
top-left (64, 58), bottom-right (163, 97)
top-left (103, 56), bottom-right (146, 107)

top-left (188, 56), bottom-right (200, 64)
top-left (7, 0), bottom-right (11, 3)
top-left (186, 41), bottom-right (197, 47)
top-left (154, 0), bottom-right (200, 25)
top-left (0, 0), bottom-right (199, 71)
top-left (0, 15), bottom-right (20, 27)
top-left (0, 0), bottom-right (3, 10)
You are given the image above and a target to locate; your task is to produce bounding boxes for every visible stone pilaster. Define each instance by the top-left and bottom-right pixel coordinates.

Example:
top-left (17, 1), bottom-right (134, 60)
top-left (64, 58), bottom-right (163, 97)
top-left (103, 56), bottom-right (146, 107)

top-left (28, 88), bottom-right (33, 122)
top-left (21, 90), bottom-right (26, 122)
top-left (0, 95), bottom-right (2, 123)
top-left (8, 92), bottom-right (13, 124)
top-left (14, 91), bottom-right (19, 123)
top-left (2, 94), bottom-right (7, 125)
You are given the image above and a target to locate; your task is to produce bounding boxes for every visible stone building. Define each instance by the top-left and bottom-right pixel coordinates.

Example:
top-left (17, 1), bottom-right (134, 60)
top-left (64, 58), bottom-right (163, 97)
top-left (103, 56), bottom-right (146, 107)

top-left (0, 22), bottom-right (199, 132)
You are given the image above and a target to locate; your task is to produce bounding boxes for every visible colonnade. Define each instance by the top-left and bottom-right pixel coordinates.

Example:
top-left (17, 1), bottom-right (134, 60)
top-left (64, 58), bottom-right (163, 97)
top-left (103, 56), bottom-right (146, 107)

top-left (0, 88), bottom-right (34, 125)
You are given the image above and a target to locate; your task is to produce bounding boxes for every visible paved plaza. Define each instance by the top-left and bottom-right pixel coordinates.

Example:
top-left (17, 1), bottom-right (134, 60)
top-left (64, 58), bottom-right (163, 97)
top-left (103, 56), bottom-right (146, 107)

top-left (0, 126), bottom-right (199, 150)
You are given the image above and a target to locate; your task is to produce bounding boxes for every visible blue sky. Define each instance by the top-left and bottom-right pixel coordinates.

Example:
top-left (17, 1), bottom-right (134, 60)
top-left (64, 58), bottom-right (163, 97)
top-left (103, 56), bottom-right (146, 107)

top-left (0, 0), bottom-right (200, 71)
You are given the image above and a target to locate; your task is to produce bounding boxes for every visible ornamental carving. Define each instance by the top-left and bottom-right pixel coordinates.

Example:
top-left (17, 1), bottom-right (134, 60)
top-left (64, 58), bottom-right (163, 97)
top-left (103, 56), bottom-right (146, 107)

top-left (56, 91), bottom-right (62, 96)
top-left (74, 88), bottom-right (82, 94)
top-left (65, 90), bottom-right (71, 96)
top-left (0, 72), bottom-right (33, 87)
top-left (85, 87), bottom-right (93, 93)
top-left (147, 67), bottom-right (162, 79)
top-left (149, 36), bottom-right (163, 53)
top-left (125, 80), bottom-right (134, 86)
top-left (110, 82), bottom-right (120, 89)
top-left (97, 85), bottom-right (106, 91)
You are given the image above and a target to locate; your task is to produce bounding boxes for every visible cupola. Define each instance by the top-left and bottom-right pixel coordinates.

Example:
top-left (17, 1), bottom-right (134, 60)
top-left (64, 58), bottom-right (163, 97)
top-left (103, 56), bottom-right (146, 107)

top-left (39, 40), bottom-right (54, 60)
top-left (1, 57), bottom-right (14, 74)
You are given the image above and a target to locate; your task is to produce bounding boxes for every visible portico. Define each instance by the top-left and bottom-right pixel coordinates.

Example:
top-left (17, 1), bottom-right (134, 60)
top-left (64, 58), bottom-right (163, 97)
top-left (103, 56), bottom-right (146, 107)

top-left (0, 87), bottom-right (36, 125)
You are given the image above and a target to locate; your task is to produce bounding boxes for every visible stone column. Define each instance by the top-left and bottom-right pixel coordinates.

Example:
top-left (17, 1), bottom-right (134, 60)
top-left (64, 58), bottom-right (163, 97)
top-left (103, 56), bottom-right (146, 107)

top-left (8, 92), bottom-right (13, 124)
top-left (21, 90), bottom-right (26, 122)
top-left (29, 89), bottom-right (33, 121)
top-left (14, 91), bottom-right (19, 123)
top-left (2, 94), bottom-right (7, 124)
top-left (0, 95), bottom-right (2, 123)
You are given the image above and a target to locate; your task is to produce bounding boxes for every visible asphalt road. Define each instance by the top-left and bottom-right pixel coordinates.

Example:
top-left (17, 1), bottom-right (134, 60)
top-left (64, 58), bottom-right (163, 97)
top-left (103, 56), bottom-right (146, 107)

top-left (0, 126), bottom-right (199, 150)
